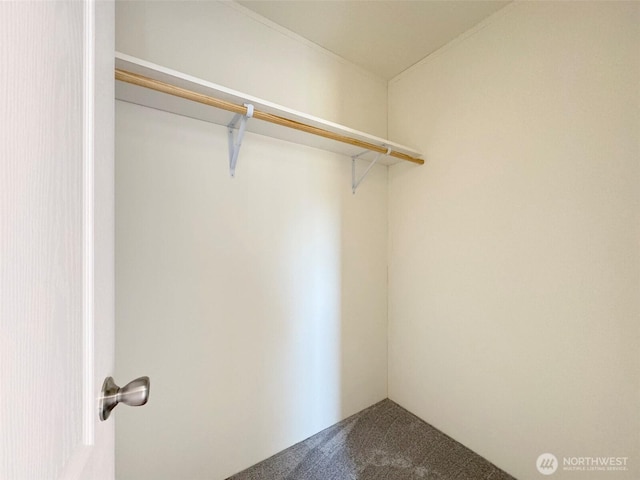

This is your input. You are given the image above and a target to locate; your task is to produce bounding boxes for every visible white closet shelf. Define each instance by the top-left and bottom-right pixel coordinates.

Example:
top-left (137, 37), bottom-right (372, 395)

top-left (115, 53), bottom-right (423, 166)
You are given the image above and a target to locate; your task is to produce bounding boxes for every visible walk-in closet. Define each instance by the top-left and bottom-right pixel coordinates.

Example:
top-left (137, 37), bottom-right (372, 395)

top-left (2, 1), bottom-right (638, 480)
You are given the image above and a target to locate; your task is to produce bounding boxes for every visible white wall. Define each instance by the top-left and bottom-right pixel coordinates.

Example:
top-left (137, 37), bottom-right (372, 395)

top-left (115, 2), bottom-right (388, 479)
top-left (388, 3), bottom-right (639, 480)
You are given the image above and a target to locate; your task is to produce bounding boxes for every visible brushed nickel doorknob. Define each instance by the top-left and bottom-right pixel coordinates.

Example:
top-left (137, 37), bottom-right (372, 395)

top-left (99, 376), bottom-right (150, 421)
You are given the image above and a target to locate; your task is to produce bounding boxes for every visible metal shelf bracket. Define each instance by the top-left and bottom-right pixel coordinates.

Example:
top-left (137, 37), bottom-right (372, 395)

top-left (352, 146), bottom-right (391, 194)
top-left (227, 103), bottom-right (254, 177)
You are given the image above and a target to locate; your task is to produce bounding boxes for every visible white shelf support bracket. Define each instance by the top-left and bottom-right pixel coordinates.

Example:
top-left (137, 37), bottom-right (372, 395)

top-left (352, 146), bottom-right (391, 194)
top-left (227, 103), bottom-right (254, 177)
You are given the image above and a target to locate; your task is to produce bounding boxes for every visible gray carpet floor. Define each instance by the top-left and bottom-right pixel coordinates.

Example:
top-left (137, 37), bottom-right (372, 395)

top-left (227, 399), bottom-right (515, 480)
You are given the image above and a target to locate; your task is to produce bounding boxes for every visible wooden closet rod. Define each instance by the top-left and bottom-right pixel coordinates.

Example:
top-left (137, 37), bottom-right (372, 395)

top-left (115, 69), bottom-right (424, 165)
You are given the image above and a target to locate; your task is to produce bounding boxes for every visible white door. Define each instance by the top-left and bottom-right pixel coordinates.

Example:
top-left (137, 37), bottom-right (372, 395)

top-left (0, 1), bottom-right (115, 479)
